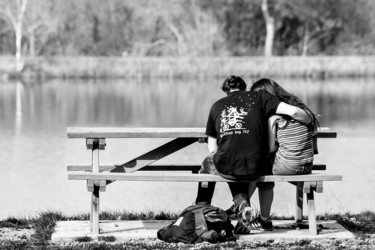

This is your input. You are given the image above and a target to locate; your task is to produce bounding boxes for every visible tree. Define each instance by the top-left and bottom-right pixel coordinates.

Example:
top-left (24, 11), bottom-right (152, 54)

top-left (276, 0), bottom-right (356, 56)
top-left (261, 0), bottom-right (275, 56)
top-left (0, 0), bottom-right (59, 71)
top-left (287, 0), bottom-right (344, 56)
top-left (1, 0), bottom-right (375, 57)
top-left (23, 0), bottom-right (59, 57)
top-left (331, 0), bottom-right (375, 55)
top-left (0, 0), bottom-right (28, 72)
top-left (133, 0), bottom-right (226, 57)
top-left (47, 0), bottom-right (135, 56)
top-left (220, 0), bottom-right (265, 56)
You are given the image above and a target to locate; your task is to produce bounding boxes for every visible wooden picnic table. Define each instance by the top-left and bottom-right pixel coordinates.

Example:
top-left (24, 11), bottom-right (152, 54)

top-left (67, 127), bottom-right (341, 236)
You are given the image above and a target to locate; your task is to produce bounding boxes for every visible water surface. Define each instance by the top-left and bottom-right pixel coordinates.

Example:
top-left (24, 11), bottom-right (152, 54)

top-left (0, 77), bottom-right (374, 219)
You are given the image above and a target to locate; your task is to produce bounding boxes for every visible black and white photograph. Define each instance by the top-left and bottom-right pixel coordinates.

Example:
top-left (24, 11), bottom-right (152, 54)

top-left (0, 0), bottom-right (374, 249)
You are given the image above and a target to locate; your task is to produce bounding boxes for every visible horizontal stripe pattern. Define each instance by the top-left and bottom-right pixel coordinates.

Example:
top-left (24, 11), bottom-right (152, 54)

top-left (275, 119), bottom-right (314, 167)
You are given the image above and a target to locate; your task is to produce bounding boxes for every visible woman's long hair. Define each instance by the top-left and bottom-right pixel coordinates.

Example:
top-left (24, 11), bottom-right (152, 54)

top-left (250, 78), bottom-right (320, 134)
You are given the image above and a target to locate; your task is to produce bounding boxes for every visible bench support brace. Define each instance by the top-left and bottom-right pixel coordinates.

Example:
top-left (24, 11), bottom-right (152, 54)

top-left (107, 138), bottom-right (198, 185)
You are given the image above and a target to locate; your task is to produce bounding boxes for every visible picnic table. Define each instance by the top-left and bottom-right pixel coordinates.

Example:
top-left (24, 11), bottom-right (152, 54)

top-left (67, 127), bottom-right (342, 236)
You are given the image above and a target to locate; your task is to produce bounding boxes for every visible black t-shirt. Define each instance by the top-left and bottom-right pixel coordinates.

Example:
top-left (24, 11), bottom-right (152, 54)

top-left (206, 90), bottom-right (281, 178)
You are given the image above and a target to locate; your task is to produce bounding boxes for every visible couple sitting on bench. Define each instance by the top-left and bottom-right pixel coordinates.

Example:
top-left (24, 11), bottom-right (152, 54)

top-left (194, 75), bottom-right (320, 234)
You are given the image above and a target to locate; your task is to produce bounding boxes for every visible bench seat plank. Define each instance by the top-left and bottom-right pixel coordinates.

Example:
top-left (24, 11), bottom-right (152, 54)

top-left (68, 172), bottom-right (342, 182)
top-left (67, 164), bottom-right (327, 172)
top-left (67, 127), bottom-right (336, 139)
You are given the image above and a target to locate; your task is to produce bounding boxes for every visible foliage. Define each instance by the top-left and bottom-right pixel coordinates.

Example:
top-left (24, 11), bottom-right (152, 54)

top-left (0, 0), bottom-right (375, 58)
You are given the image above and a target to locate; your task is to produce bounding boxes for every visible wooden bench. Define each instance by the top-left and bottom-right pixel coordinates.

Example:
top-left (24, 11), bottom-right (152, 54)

top-left (67, 127), bottom-right (342, 236)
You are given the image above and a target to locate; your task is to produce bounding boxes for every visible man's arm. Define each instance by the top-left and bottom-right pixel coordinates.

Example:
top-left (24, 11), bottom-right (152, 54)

top-left (207, 136), bottom-right (218, 153)
top-left (276, 102), bottom-right (310, 124)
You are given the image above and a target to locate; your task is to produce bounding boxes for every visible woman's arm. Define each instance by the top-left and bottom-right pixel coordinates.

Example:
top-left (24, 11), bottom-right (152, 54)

top-left (276, 102), bottom-right (310, 125)
top-left (268, 116), bottom-right (279, 153)
top-left (207, 136), bottom-right (218, 153)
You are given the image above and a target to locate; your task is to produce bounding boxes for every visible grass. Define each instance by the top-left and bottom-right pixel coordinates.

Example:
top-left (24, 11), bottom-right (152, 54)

top-left (1, 210), bottom-right (375, 249)
top-left (99, 210), bottom-right (178, 221)
top-left (0, 217), bottom-right (30, 229)
top-left (324, 211), bottom-right (375, 234)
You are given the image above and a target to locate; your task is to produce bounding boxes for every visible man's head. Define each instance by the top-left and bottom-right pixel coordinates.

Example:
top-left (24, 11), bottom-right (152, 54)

top-left (221, 75), bottom-right (247, 94)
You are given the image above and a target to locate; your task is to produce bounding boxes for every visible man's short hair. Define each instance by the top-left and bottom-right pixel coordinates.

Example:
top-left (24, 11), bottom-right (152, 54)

top-left (221, 75), bottom-right (247, 94)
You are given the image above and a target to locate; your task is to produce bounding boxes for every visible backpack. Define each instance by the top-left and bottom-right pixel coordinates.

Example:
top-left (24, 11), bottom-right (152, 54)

top-left (157, 204), bottom-right (236, 244)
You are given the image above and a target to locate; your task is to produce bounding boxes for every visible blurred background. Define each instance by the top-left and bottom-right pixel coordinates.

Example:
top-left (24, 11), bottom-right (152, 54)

top-left (0, 0), bottom-right (374, 219)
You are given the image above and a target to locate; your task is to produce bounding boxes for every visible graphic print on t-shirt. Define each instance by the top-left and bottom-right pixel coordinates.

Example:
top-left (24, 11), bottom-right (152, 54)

top-left (220, 106), bottom-right (248, 133)
top-left (213, 92), bottom-right (258, 138)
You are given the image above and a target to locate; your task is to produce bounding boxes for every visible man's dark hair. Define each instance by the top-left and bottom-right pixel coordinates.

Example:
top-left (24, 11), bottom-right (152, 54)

top-left (221, 75), bottom-right (247, 94)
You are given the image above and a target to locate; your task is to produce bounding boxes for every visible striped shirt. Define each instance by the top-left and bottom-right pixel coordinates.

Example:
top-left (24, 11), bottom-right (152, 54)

top-left (274, 117), bottom-right (314, 168)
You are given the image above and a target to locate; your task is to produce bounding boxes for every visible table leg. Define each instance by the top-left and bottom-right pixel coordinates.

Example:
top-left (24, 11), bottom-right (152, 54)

top-left (87, 138), bottom-right (105, 235)
top-left (307, 190), bottom-right (318, 235)
top-left (91, 186), bottom-right (100, 235)
top-left (295, 182), bottom-right (303, 223)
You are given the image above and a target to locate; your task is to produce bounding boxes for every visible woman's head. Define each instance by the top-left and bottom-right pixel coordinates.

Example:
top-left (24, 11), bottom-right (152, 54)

top-left (250, 78), bottom-right (283, 97)
top-left (251, 78), bottom-right (320, 133)
top-left (221, 75), bottom-right (247, 94)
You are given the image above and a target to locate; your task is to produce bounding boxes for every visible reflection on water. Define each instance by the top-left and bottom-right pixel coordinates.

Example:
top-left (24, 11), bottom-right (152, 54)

top-left (15, 82), bottom-right (24, 134)
top-left (1, 78), bottom-right (375, 133)
top-left (0, 77), bottom-right (375, 218)
top-left (1, 79), bottom-right (222, 133)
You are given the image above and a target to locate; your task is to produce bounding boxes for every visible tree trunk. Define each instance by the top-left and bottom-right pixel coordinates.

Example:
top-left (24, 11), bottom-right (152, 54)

top-left (302, 24), bottom-right (310, 56)
top-left (28, 31), bottom-right (35, 57)
top-left (261, 0), bottom-right (275, 57)
top-left (164, 18), bottom-right (186, 56)
top-left (14, 0), bottom-right (28, 73)
top-left (15, 21), bottom-right (24, 72)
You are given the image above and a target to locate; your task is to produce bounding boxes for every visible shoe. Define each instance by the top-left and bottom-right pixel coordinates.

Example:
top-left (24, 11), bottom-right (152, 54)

top-left (237, 202), bottom-right (256, 223)
top-left (233, 201), bottom-right (256, 235)
top-left (251, 216), bottom-right (273, 231)
top-left (239, 206), bottom-right (255, 223)
top-left (233, 220), bottom-right (251, 234)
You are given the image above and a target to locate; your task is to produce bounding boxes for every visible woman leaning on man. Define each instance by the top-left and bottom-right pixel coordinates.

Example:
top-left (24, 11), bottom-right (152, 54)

top-left (250, 78), bottom-right (320, 175)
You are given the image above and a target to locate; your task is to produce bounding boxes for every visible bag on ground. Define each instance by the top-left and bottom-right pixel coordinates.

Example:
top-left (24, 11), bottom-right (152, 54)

top-left (157, 204), bottom-right (235, 244)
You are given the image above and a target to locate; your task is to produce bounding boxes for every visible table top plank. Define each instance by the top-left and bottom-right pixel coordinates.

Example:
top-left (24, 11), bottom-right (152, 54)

top-left (67, 127), bottom-right (205, 138)
top-left (67, 127), bottom-right (336, 139)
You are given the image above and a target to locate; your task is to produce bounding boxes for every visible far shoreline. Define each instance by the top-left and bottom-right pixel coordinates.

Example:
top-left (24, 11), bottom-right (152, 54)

top-left (1, 56), bottom-right (375, 81)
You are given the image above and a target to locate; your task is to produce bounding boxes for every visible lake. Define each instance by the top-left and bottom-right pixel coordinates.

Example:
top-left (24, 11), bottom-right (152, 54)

top-left (0, 77), bottom-right (374, 219)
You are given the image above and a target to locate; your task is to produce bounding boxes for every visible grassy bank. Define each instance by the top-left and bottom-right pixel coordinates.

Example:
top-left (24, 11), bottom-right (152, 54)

top-left (1, 56), bottom-right (375, 80)
top-left (1, 210), bottom-right (375, 249)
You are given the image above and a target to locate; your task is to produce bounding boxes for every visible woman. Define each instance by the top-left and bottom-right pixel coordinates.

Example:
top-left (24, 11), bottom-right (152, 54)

top-left (250, 78), bottom-right (320, 175)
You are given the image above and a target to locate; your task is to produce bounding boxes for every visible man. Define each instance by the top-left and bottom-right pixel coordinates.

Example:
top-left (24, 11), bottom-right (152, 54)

top-left (195, 75), bottom-right (310, 234)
